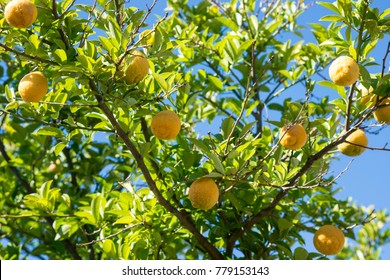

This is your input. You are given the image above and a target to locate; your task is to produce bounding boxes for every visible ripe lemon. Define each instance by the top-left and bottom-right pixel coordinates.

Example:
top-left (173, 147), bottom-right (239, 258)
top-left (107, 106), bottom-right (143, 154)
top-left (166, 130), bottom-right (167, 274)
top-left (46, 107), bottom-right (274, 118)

top-left (18, 71), bottom-right (48, 102)
top-left (5, 0), bottom-right (38, 28)
top-left (337, 129), bottom-right (368, 157)
top-left (313, 225), bottom-right (345, 255)
top-left (329, 56), bottom-right (359, 86)
top-left (279, 124), bottom-right (307, 150)
top-left (188, 178), bottom-right (219, 210)
top-left (139, 30), bottom-right (155, 46)
top-left (373, 98), bottom-right (390, 124)
top-left (124, 50), bottom-right (149, 84)
top-left (151, 110), bottom-right (181, 140)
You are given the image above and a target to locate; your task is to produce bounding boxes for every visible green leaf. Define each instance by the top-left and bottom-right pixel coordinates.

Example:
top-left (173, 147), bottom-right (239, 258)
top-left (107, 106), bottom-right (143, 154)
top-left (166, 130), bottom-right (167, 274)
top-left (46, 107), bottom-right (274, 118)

top-left (5, 101), bottom-right (19, 111)
top-left (189, 138), bottom-right (211, 155)
top-left (91, 195), bottom-right (106, 222)
top-left (152, 73), bottom-right (168, 92)
top-left (319, 15), bottom-right (344, 22)
top-left (208, 153), bottom-right (225, 175)
top-left (39, 180), bottom-right (53, 200)
top-left (29, 33), bottom-right (40, 50)
top-left (239, 121), bottom-right (256, 138)
top-left (359, 65), bottom-right (371, 85)
top-left (221, 117), bottom-right (234, 139)
top-left (215, 17), bottom-right (239, 32)
top-left (349, 44), bottom-right (357, 60)
top-left (208, 75), bottom-right (223, 90)
top-left (103, 239), bottom-right (116, 258)
top-left (113, 216), bottom-right (134, 225)
top-left (53, 142), bottom-right (66, 156)
top-left (5, 84), bottom-right (14, 102)
top-left (277, 218), bottom-right (293, 232)
top-left (53, 49), bottom-right (67, 63)
top-left (294, 247), bottom-right (309, 260)
top-left (317, 2), bottom-right (341, 14)
top-left (317, 80), bottom-right (345, 97)
top-left (35, 127), bottom-right (64, 137)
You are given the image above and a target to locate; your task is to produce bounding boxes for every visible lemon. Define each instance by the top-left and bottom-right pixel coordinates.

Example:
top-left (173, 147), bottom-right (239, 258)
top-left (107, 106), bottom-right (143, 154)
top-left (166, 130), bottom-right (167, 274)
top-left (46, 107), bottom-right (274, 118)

top-left (313, 225), bottom-right (345, 255)
top-left (329, 56), bottom-right (359, 86)
top-left (124, 50), bottom-right (149, 84)
top-left (338, 129), bottom-right (368, 157)
top-left (279, 124), bottom-right (307, 150)
top-left (5, 0), bottom-right (37, 28)
top-left (373, 98), bottom-right (390, 124)
top-left (151, 110), bottom-right (181, 140)
top-left (18, 71), bottom-right (48, 102)
top-left (188, 178), bottom-right (219, 210)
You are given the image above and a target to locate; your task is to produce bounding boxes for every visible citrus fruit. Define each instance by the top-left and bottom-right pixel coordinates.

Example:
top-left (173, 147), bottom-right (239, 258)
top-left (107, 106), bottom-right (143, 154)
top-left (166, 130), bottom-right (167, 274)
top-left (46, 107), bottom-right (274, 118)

top-left (124, 50), bottom-right (149, 84)
top-left (5, 0), bottom-right (37, 28)
top-left (188, 178), bottom-right (219, 210)
top-left (338, 129), bottom-right (368, 157)
top-left (279, 124), bottom-right (307, 150)
top-left (151, 110), bottom-right (181, 140)
top-left (313, 225), bottom-right (345, 255)
top-left (373, 98), bottom-right (390, 124)
top-left (18, 71), bottom-right (48, 102)
top-left (329, 56), bottom-right (359, 86)
top-left (357, 84), bottom-right (375, 105)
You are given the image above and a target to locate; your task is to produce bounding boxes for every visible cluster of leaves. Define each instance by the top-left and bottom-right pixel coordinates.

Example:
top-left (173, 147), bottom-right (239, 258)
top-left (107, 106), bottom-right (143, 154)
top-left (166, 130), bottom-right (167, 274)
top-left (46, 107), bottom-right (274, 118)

top-left (0, 0), bottom-right (389, 260)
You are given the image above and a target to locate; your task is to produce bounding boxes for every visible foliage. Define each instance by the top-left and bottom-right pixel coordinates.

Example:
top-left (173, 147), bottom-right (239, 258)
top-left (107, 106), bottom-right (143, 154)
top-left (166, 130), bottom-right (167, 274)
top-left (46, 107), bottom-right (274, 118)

top-left (0, 0), bottom-right (389, 260)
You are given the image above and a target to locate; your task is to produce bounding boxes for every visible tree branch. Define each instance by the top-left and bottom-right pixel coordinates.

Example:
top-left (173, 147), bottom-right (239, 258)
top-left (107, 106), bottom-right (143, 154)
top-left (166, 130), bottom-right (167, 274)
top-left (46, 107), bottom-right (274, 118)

top-left (89, 79), bottom-right (223, 259)
top-left (0, 42), bottom-right (59, 65)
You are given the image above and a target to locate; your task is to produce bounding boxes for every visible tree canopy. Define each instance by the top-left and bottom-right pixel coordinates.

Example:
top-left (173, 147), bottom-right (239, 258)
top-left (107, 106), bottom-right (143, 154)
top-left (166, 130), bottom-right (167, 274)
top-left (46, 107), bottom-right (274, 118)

top-left (0, 0), bottom-right (389, 260)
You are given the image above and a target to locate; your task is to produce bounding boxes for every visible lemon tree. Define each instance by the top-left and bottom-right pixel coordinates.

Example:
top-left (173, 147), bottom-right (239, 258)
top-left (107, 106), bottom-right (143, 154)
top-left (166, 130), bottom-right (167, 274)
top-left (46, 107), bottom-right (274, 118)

top-left (0, 0), bottom-right (389, 260)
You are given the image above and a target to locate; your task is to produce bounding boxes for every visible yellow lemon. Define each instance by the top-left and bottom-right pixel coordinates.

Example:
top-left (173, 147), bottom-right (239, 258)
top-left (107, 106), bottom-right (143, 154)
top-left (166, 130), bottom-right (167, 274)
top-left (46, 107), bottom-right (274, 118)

top-left (338, 129), bottom-right (368, 157)
top-left (124, 50), bottom-right (149, 84)
top-left (313, 225), bottom-right (345, 255)
top-left (373, 98), bottom-right (390, 124)
top-left (188, 178), bottom-right (219, 210)
top-left (151, 110), bottom-right (181, 140)
top-left (329, 56), bottom-right (359, 86)
top-left (279, 124), bottom-right (307, 150)
top-left (5, 0), bottom-right (37, 28)
top-left (18, 71), bottom-right (48, 102)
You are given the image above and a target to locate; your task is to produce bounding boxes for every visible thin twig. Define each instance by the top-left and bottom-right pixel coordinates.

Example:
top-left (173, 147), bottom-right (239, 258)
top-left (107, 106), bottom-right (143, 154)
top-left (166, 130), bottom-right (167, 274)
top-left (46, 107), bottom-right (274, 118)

top-left (0, 42), bottom-right (59, 65)
top-left (77, 223), bottom-right (143, 246)
top-left (344, 209), bottom-right (376, 231)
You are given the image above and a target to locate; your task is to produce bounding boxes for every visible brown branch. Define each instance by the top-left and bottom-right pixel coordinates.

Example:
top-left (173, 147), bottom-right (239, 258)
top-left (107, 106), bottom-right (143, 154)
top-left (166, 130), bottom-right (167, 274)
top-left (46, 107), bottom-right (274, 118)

top-left (62, 0), bottom-right (77, 16)
top-left (89, 79), bottom-right (223, 259)
top-left (0, 42), bottom-right (59, 65)
top-left (344, 140), bottom-right (390, 152)
top-left (113, 0), bottom-right (124, 29)
top-left (77, 223), bottom-right (143, 246)
top-left (345, 0), bottom-right (368, 131)
top-left (0, 139), bottom-right (34, 194)
top-left (0, 108), bottom-right (114, 133)
top-left (344, 209), bottom-right (376, 231)
top-left (52, 0), bottom-right (71, 50)
top-left (381, 42), bottom-right (390, 77)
